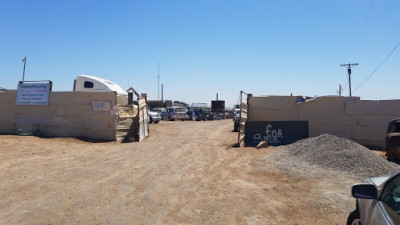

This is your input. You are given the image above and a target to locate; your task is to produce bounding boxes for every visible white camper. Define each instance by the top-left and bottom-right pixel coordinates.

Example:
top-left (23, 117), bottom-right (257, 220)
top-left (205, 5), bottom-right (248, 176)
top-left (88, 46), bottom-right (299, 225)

top-left (74, 74), bottom-right (128, 104)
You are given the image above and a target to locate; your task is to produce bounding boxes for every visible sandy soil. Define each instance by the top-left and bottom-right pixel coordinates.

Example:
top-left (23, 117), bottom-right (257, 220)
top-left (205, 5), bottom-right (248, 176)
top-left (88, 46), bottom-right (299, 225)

top-left (1, 120), bottom-right (357, 225)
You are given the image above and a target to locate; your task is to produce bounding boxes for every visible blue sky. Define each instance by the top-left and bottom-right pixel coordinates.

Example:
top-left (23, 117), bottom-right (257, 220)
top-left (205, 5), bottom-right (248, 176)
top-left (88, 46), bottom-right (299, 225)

top-left (1, 0), bottom-right (399, 107)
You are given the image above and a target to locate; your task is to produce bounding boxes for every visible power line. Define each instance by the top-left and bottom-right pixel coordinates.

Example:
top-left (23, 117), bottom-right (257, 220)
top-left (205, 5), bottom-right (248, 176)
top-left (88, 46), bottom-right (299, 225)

top-left (236, 92), bottom-right (241, 106)
top-left (342, 0), bottom-right (373, 95)
top-left (353, 41), bottom-right (400, 93)
top-left (384, 22), bottom-right (400, 44)
top-left (342, 80), bottom-right (349, 94)
top-left (354, 0), bottom-right (375, 45)
top-left (349, 0), bottom-right (374, 59)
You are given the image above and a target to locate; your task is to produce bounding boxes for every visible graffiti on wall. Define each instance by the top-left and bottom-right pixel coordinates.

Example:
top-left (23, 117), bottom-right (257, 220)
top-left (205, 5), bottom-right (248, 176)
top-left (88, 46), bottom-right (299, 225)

top-left (245, 121), bottom-right (309, 147)
top-left (254, 124), bottom-right (284, 144)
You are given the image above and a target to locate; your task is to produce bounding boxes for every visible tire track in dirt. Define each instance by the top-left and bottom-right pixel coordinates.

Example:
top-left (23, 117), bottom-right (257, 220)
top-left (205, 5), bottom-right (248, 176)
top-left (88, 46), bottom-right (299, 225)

top-left (1, 120), bottom-right (352, 224)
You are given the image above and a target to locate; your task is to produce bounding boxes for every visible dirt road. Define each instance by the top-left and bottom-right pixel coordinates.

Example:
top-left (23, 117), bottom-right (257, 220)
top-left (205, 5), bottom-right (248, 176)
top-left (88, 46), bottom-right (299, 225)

top-left (0, 120), bottom-right (353, 224)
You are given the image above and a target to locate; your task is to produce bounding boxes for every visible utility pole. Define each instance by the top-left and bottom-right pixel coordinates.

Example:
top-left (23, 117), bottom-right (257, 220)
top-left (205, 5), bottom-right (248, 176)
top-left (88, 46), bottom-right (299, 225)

top-left (340, 63), bottom-right (358, 97)
top-left (161, 84), bottom-right (163, 101)
top-left (157, 61), bottom-right (160, 100)
top-left (337, 84), bottom-right (342, 96)
top-left (21, 57), bottom-right (27, 81)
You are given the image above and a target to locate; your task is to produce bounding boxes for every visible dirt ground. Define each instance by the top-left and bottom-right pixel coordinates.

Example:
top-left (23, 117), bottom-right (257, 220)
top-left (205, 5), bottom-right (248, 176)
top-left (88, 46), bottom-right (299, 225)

top-left (1, 119), bottom-right (360, 224)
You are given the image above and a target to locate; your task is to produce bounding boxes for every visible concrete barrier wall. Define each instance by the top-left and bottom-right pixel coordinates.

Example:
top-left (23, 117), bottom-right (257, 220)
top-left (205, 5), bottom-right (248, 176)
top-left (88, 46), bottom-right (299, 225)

top-left (248, 96), bottom-right (298, 121)
top-left (348, 99), bottom-right (400, 148)
top-left (0, 91), bottom-right (117, 141)
top-left (297, 97), bottom-right (356, 139)
top-left (248, 95), bottom-right (400, 149)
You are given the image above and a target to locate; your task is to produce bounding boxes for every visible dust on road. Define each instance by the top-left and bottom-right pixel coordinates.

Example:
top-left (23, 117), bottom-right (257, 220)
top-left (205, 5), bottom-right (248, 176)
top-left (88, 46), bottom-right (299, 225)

top-left (1, 120), bottom-right (355, 224)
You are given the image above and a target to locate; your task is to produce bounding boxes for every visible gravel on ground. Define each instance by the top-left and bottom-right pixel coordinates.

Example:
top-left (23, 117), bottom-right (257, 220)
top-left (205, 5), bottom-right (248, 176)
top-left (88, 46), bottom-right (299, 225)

top-left (273, 134), bottom-right (400, 181)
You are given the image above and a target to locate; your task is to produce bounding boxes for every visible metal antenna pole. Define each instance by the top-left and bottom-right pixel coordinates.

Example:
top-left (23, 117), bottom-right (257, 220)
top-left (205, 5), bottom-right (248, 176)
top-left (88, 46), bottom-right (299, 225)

top-left (22, 57), bottom-right (27, 81)
top-left (340, 63), bottom-right (359, 97)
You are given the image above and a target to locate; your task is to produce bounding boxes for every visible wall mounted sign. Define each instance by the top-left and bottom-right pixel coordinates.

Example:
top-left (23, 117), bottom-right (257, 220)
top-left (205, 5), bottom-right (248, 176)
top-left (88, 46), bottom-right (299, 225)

top-left (16, 82), bottom-right (51, 105)
top-left (91, 101), bottom-right (111, 111)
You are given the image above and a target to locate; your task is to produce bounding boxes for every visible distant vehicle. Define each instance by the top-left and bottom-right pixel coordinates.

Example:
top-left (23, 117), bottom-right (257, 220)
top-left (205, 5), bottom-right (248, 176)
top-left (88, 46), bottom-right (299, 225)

top-left (233, 108), bottom-right (240, 132)
top-left (161, 107), bottom-right (188, 121)
top-left (152, 107), bottom-right (165, 115)
top-left (386, 119), bottom-right (400, 162)
top-left (187, 108), bottom-right (207, 121)
top-left (148, 111), bottom-right (161, 124)
top-left (205, 111), bottom-right (214, 120)
top-left (74, 75), bottom-right (127, 95)
top-left (225, 111), bottom-right (233, 119)
top-left (211, 100), bottom-right (225, 114)
top-left (73, 74), bottom-right (128, 105)
top-left (347, 170), bottom-right (400, 225)
top-left (213, 113), bottom-right (224, 120)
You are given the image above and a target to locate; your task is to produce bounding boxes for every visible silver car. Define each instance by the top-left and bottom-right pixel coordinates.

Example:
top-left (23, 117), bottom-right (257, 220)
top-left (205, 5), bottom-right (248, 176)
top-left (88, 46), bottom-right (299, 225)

top-left (148, 111), bottom-right (161, 124)
top-left (348, 170), bottom-right (400, 225)
top-left (161, 107), bottom-right (188, 121)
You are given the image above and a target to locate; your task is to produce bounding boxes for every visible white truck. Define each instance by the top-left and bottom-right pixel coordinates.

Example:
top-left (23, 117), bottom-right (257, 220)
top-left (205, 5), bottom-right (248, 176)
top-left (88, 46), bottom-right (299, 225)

top-left (74, 75), bottom-right (126, 94)
top-left (73, 74), bottom-right (128, 104)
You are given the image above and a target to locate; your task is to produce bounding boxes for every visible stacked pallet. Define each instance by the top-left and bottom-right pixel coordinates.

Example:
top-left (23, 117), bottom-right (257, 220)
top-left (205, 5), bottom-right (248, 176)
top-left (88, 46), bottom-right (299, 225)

top-left (116, 105), bottom-right (139, 142)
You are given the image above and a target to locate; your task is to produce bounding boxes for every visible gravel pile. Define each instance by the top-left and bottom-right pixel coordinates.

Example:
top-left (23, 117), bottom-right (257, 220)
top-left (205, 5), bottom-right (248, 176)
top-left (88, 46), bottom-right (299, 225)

top-left (271, 134), bottom-right (400, 181)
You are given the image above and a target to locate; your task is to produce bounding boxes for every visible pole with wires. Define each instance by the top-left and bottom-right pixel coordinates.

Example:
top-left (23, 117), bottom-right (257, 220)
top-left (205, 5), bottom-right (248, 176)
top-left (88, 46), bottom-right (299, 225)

top-left (340, 63), bottom-right (359, 97)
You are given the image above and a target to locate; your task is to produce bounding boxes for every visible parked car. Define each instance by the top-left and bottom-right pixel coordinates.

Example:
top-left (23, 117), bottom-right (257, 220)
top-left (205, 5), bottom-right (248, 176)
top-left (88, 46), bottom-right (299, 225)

top-left (386, 118), bottom-right (400, 162)
top-left (213, 113), bottom-right (224, 120)
top-left (187, 108), bottom-right (207, 121)
top-left (205, 111), bottom-right (214, 120)
top-left (161, 107), bottom-right (188, 121)
top-left (347, 170), bottom-right (400, 225)
top-left (152, 107), bottom-right (165, 115)
top-left (233, 108), bottom-right (240, 132)
top-left (148, 111), bottom-right (161, 124)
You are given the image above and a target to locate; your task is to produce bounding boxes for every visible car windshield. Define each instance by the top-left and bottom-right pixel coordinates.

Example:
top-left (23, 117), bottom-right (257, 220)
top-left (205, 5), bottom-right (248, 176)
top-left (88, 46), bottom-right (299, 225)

top-left (382, 174), bottom-right (400, 217)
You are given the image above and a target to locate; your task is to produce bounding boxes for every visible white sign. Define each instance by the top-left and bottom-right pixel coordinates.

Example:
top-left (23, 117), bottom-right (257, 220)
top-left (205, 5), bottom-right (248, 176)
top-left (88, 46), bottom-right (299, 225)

top-left (91, 101), bottom-right (111, 111)
top-left (16, 83), bottom-right (51, 105)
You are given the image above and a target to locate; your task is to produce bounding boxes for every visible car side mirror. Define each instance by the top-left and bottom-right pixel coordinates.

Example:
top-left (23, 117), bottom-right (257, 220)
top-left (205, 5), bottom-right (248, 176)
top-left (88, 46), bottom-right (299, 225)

top-left (352, 184), bottom-right (378, 199)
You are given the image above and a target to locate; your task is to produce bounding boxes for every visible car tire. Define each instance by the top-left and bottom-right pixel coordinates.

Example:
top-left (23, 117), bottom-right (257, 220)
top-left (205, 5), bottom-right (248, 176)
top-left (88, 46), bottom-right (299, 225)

top-left (154, 121), bottom-right (159, 124)
top-left (347, 210), bottom-right (361, 225)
